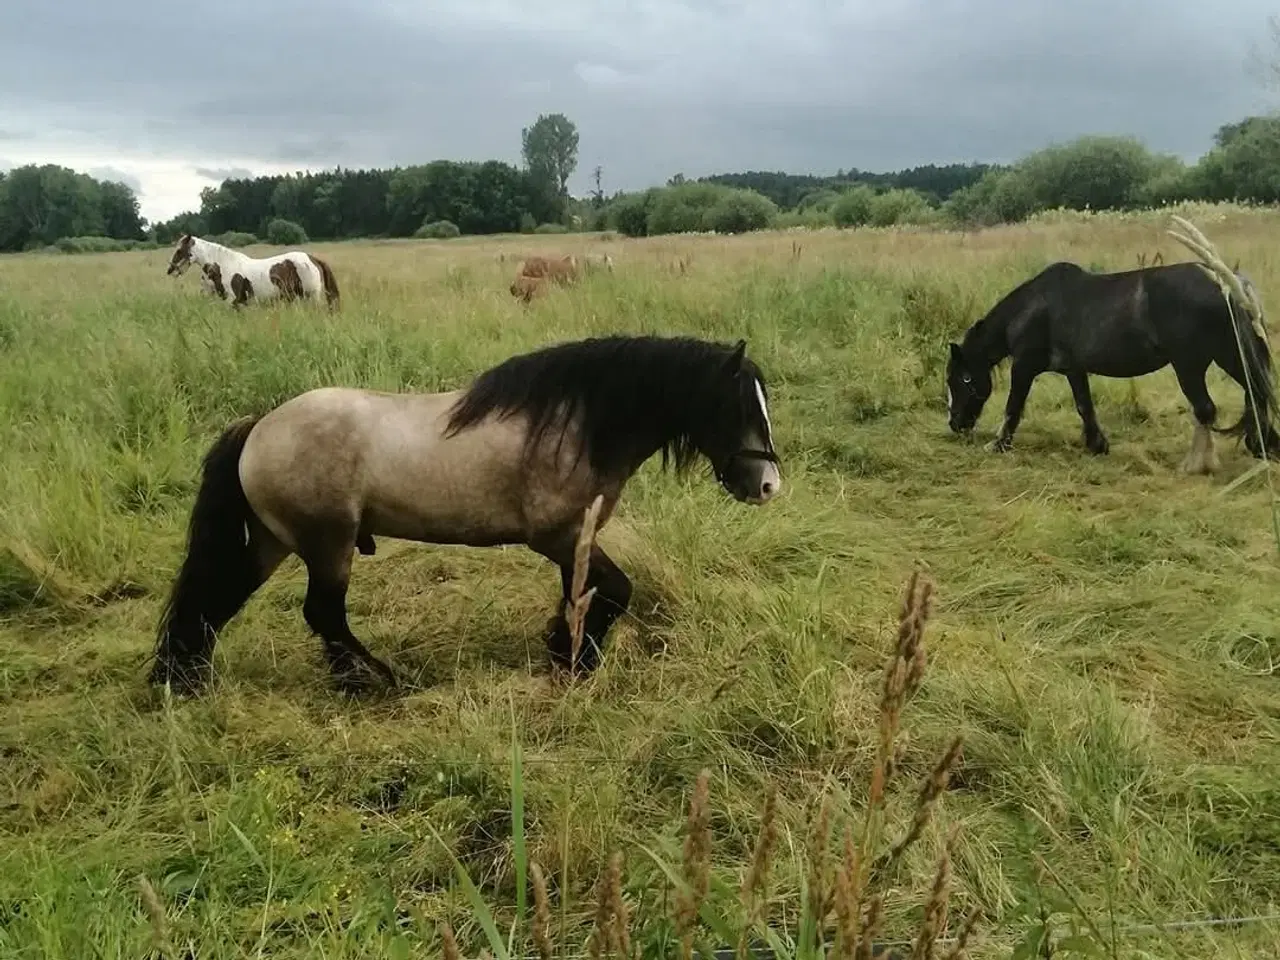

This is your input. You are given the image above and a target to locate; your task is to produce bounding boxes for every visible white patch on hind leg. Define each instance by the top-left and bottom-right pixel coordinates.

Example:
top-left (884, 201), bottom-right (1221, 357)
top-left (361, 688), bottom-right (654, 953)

top-left (1181, 423), bottom-right (1219, 475)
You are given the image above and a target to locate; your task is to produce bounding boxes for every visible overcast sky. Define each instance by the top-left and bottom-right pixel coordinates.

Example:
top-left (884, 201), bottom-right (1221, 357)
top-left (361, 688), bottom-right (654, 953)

top-left (1, 0), bottom-right (1276, 223)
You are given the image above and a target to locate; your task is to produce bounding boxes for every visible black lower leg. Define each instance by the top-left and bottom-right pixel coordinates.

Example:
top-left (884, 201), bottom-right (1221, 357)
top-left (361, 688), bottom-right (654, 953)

top-left (990, 363), bottom-right (1037, 452)
top-left (151, 565), bottom-right (264, 693)
top-left (546, 546), bottom-right (633, 676)
top-left (1066, 370), bottom-right (1109, 454)
top-left (302, 574), bottom-right (397, 691)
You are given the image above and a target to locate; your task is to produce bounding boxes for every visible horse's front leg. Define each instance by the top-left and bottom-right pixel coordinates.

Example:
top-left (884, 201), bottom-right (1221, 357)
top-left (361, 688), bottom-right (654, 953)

top-left (987, 361), bottom-right (1038, 452)
top-left (1066, 370), bottom-right (1109, 454)
top-left (533, 533), bottom-right (633, 677)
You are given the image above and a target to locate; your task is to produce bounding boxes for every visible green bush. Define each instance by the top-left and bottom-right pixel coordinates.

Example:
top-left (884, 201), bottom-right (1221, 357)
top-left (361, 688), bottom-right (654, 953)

top-left (210, 231), bottom-right (258, 248)
top-left (701, 189), bottom-right (778, 234)
top-left (533, 222), bottom-right (570, 234)
top-left (831, 184), bottom-right (877, 227)
top-left (264, 218), bottom-right (308, 245)
top-left (866, 188), bottom-right (935, 227)
top-left (608, 190), bottom-right (657, 237)
top-left (414, 219), bottom-right (461, 240)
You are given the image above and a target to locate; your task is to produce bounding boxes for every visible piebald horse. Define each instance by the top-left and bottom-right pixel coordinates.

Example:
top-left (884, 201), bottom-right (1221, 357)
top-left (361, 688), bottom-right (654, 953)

top-left (946, 259), bottom-right (1279, 472)
top-left (167, 233), bottom-right (340, 309)
top-left (149, 334), bottom-right (782, 695)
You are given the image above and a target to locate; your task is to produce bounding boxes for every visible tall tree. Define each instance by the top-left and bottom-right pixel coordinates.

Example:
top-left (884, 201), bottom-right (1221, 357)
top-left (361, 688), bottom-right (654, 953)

top-left (521, 112), bottom-right (579, 197)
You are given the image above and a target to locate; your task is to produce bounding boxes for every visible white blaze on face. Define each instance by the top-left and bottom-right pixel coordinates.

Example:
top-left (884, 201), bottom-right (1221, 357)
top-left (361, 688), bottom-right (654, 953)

top-left (946, 383), bottom-right (953, 416)
top-left (753, 377), bottom-right (774, 447)
top-left (751, 376), bottom-right (781, 501)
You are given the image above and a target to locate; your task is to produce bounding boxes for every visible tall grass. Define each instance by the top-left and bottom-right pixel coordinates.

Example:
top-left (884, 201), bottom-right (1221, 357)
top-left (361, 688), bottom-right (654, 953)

top-left (1, 210), bottom-right (1279, 958)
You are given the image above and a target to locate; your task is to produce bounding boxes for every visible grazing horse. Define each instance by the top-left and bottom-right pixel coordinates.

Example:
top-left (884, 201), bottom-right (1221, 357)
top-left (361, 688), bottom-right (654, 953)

top-left (148, 334), bottom-right (782, 695)
top-left (509, 273), bottom-right (549, 304)
top-left (509, 253), bottom-right (613, 301)
top-left (168, 233), bottom-right (340, 309)
top-left (945, 260), bottom-right (1280, 473)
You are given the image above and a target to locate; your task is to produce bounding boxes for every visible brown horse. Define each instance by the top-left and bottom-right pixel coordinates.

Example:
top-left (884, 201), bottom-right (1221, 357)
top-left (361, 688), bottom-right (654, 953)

top-left (149, 334), bottom-right (782, 695)
top-left (509, 253), bottom-right (613, 300)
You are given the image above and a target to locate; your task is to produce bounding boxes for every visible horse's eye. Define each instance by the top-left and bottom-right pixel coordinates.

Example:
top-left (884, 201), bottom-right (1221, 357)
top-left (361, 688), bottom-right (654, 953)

top-left (961, 374), bottom-right (972, 384)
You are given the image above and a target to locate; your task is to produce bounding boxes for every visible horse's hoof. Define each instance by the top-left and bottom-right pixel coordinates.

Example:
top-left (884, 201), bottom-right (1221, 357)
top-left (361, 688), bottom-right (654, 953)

top-left (1086, 433), bottom-right (1110, 455)
top-left (148, 661), bottom-right (210, 697)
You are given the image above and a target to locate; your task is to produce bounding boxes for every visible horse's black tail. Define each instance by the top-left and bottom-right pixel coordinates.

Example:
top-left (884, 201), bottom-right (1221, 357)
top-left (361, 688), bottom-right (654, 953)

top-left (149, 414), bottom-right (264, 693)
top-left (1217, 303), bottom-right (1280, 446)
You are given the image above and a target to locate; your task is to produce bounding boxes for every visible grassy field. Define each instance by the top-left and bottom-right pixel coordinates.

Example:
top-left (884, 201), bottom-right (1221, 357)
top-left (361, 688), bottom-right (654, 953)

top-left (2, 204), bottom-right (1279, 959)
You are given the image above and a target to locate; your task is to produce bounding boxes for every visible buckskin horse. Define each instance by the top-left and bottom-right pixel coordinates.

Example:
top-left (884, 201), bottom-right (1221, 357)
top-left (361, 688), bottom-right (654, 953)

top-left (167, 233), bottom-right (340, 309)
top-left (148, 334), bottom-right (782, 695)
top-left (945, 260), bottom-right (1279, 473)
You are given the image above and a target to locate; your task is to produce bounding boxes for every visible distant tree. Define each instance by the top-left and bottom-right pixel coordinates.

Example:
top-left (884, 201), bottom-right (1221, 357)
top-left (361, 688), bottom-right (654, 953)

top-left (591, 165), bottom-right (605, 208)
top-left (521, 112), bottom-right (579, 197)
top-left (98, 180), bottom-right (146, 240)
top-left (0, 164), bottom-right (146, 250)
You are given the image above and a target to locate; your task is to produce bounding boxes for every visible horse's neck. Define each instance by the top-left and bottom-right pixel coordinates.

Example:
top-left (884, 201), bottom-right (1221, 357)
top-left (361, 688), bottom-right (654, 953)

top-left (194, 239), bottom-right (243, 270)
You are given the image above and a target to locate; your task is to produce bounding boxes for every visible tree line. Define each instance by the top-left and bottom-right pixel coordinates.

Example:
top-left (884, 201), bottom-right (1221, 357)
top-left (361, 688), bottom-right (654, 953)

top-left (3, 110), bottom-right (1279, 254)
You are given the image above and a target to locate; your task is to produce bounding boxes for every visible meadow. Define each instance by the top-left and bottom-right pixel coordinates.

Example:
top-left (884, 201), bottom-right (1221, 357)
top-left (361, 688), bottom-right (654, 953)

top-left (1, 204), bottom-right (1279, 959)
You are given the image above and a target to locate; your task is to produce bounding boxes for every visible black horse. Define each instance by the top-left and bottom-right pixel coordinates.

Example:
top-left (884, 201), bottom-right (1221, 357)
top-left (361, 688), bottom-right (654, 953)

top-left (149, 334), bottom-right (782, 695)
top-left (945, 260), bottom-right (1279, 472)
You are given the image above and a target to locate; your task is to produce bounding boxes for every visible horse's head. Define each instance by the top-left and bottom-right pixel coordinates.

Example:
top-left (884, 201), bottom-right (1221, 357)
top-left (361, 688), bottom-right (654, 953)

top-left (945, 342), bottom-right (992, 434)
top-left (703, 339), bottom-right (781, 505)
top-left (167, 234), bottom-right (196, 276)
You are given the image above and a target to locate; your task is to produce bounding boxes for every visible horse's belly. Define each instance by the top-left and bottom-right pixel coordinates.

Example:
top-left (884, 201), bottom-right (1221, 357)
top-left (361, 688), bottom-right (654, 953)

top-left (363, 486), bottom-right (526, 547)
top-left (1060, 328), bottom-right (1166, 378)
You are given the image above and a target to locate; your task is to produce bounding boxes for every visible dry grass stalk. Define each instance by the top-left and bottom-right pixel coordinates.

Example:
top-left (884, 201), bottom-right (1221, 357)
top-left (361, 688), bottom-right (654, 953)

top-left (806, 785), bottom-right (835, 937)
top-left (832, 827), bottom-right (864, 959)
top-left (606, 852), bottom-right (631, 959)
top-left (861, 573), bottom-right (935, 885)
top-left (439, 920), bottom-right (462, 960)
top-left (855, 894), bottom-right (884, 960)
top-left (676, 768), bottom-right (713, 960)
top-left (587, 851), bottom-right (630, 959)
top-left (942, 907), bottom-right (983, 960)
top-left (531, 861), bottom-right (553, 960)
top-left (567, 495), bottom-right (604, 670)
top-left (736, 781), bottom-right (779, 959)
top-left (909, 825), bottom-right (960, 960)
top-left (1166, 214), bottom-right (1267, 341)
top-left (877, 735), bottom-right (965, 875)
top-left (136, 874), bottom-right (174, 958)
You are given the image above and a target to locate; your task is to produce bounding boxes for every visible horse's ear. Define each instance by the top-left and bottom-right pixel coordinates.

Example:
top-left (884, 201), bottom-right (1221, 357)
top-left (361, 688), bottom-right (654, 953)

top-left (725, 339), bottom-right (747, 374)
top-left (949, 342), bottom-right (963, 363)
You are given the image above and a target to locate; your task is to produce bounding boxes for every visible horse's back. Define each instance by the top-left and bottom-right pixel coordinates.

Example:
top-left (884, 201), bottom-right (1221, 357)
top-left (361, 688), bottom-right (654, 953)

top-left (237, 386), bottom-right (559, 548)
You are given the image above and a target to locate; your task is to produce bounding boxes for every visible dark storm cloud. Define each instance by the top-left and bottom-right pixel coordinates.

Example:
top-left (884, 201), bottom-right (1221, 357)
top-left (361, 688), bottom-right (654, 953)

top-left (0, 0), bottom-right (1274, 213)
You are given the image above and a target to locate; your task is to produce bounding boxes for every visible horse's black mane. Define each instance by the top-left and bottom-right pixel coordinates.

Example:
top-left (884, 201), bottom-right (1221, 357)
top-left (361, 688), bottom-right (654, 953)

top-left (445, 334), bottom-right (762, 474)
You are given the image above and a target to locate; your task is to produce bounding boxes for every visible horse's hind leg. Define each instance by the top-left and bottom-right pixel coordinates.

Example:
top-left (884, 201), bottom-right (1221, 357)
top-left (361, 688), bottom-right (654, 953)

top-left (533, 535), bottom-right (633, 676)
top-left (1171, 360), bottom-right (1220, 474)
top-left (297, 530), bottom-right (397, 692)
top-left (152, 515), bottom-right (289, 693)
top-left (1066, 370), bottom-right (1109, 455)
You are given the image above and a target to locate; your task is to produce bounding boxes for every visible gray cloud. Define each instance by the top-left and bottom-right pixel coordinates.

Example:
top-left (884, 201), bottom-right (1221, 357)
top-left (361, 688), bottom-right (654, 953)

top-left (194, 167), bottom-right (257, 183)
top-left (0, 0), bottom-right (1275, 218)
top-left (88, 166), bottom-right (142, 192)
